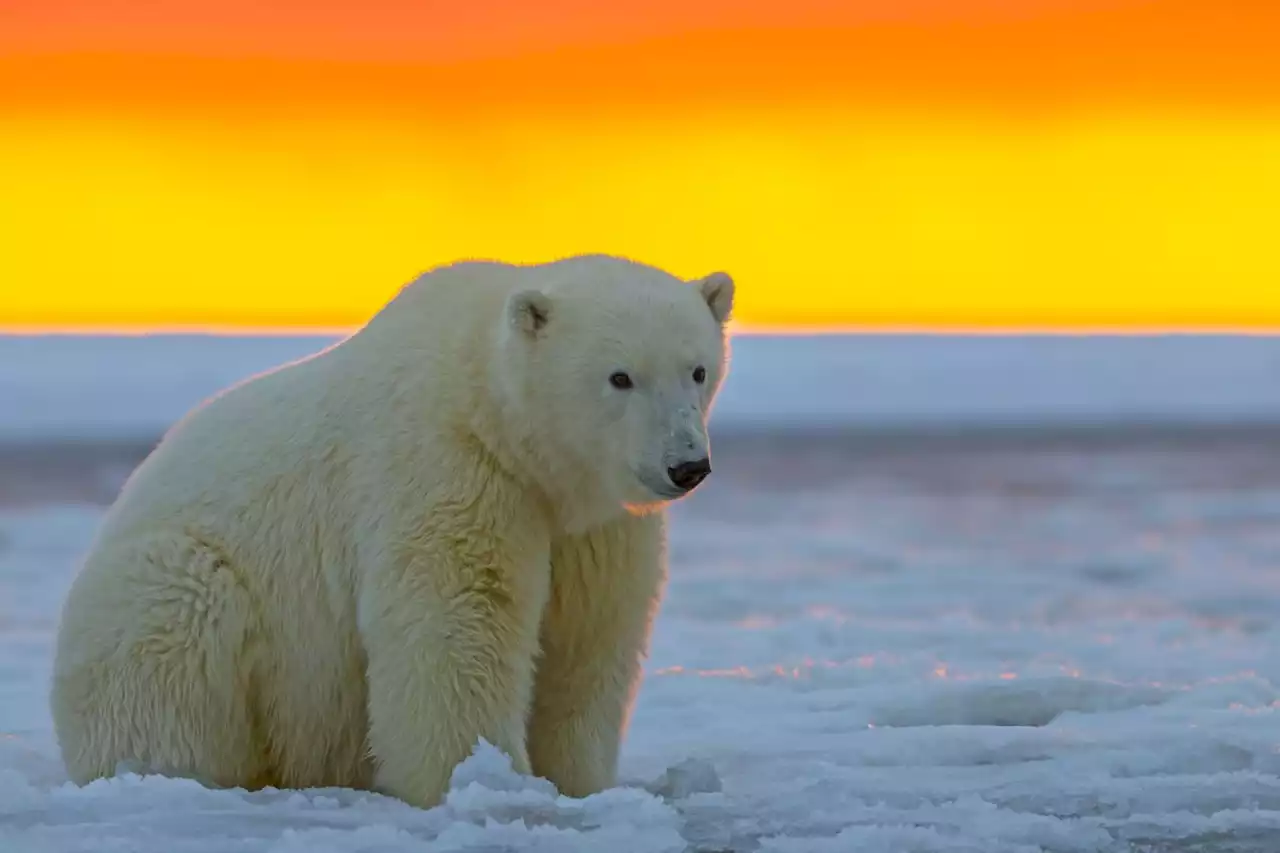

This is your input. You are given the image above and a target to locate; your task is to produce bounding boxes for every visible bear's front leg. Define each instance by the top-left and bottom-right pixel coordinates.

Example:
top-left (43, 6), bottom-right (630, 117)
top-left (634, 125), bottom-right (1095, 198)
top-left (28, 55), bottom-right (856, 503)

top-left (358, 510), bottom-right (551, 808)
top-left (528, 513), bottom-right (667, 798)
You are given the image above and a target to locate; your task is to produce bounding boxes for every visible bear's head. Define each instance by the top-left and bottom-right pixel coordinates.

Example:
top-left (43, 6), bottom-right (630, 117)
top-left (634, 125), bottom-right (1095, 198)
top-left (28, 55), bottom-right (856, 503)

top-left (495, 255), bottom-right (734, 526)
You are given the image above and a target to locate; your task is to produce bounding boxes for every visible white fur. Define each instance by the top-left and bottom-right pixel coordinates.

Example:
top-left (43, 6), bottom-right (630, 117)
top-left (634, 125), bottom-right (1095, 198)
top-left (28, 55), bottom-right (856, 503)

top-left (49, 254), bottom-right (734, 807)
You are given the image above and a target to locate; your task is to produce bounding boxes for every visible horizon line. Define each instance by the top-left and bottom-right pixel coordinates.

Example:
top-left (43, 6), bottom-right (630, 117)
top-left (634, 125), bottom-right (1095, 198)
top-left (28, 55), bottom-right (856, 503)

top-left (3, 323), bottom-right (1280, 338)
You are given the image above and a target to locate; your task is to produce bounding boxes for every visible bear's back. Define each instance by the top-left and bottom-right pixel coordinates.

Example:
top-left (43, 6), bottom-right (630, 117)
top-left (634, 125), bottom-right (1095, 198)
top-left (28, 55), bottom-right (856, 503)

top-left (94, 349), bottom-right (345, 542)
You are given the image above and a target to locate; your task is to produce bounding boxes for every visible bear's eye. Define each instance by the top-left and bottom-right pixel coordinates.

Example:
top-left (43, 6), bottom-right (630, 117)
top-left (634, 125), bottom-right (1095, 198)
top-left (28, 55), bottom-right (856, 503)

top-left (609, 371), bottom-right (634, 390)
top-left (692, 366), bottom-right (707, 384)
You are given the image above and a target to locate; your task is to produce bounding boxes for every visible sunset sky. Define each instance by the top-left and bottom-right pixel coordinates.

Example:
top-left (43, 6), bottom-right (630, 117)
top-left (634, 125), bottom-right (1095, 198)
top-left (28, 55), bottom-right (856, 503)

top-left (2, 0), bottom-right (1278, 332)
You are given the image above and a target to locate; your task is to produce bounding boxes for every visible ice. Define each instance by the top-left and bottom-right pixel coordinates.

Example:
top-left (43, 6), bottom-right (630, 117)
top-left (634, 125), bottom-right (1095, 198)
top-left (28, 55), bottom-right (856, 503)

top-left (4, 333), bottom-right (1280, 439)
top-left (4, 431), bottom-right (1280, 852)
top-left (646, 758), bottom-right (722, 800)
top-left (3, 332), bottom-right (1280, 850)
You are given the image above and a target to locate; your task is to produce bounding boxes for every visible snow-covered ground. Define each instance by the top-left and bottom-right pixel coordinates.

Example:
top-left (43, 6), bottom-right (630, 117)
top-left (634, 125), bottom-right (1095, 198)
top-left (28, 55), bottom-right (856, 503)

top-left (3, 334), bottom-right (1280, 851)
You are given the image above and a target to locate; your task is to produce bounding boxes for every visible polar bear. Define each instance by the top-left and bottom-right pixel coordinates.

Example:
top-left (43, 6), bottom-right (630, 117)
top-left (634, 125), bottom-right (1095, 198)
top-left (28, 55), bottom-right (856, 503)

top-left (49, 254), bottom-right (735, 808)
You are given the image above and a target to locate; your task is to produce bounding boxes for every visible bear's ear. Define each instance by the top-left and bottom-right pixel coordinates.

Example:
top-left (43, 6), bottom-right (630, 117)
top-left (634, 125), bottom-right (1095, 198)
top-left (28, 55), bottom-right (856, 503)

top-left (695, 271), bottom-right (735, 325)
top-left (507, 289), bottom-right (552, 337)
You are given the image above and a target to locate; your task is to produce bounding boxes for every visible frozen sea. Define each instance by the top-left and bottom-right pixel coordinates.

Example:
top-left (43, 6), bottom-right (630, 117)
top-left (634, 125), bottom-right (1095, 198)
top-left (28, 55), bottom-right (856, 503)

top-left (3, 333), bottom-right (1280, 852)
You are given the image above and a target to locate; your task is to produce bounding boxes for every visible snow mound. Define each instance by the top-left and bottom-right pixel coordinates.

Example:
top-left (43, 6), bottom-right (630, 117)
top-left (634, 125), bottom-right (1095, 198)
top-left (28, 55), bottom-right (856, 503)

top-left (0, 741), bottom-right (693, 853)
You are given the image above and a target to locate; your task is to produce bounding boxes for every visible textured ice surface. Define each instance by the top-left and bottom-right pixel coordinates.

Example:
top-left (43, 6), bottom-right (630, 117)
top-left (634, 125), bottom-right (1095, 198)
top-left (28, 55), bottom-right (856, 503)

top-left (4, 432), bottom-right (1280, 851)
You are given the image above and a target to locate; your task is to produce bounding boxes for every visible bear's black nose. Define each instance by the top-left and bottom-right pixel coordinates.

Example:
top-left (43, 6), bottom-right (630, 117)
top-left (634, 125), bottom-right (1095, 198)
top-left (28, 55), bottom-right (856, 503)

top-left (667, 458), bottom-right (712, 492)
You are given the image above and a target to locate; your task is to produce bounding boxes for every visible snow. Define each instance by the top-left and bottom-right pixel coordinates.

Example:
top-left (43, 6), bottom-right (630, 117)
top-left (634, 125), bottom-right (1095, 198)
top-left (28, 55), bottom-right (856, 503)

top-left (2, 333), bottom-right (1280, 850)
top-left (3, 333), bottom-right (1280, 439)
top-left (5, 428), bottom-right (1280, 850)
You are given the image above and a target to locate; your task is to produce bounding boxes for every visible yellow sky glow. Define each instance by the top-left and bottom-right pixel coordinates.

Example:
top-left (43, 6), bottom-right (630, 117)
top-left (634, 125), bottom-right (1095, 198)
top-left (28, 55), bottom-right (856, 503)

top-left (4, 106), bottom-right (1279, 332)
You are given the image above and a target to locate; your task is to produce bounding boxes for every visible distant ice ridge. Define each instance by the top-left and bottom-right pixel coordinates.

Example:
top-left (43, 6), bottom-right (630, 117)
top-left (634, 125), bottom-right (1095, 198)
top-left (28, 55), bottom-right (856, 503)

top-left (2, 333), bottom-right (1280, 440)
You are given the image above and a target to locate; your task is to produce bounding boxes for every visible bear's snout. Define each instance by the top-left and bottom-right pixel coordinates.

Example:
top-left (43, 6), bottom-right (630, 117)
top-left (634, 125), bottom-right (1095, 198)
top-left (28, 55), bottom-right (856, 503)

top-left (667, 458), bottom-right (711, 492)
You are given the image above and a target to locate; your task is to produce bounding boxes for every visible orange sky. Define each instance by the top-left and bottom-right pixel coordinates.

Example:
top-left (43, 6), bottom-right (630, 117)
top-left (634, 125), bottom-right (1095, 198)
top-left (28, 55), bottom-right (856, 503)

top-left (2, 0), bottom-right (1279, 332)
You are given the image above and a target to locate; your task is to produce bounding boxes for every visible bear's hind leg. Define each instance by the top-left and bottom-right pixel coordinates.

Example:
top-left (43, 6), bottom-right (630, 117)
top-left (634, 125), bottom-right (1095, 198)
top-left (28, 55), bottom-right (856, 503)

top-left (51, 533), bottom-right (273, 790)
